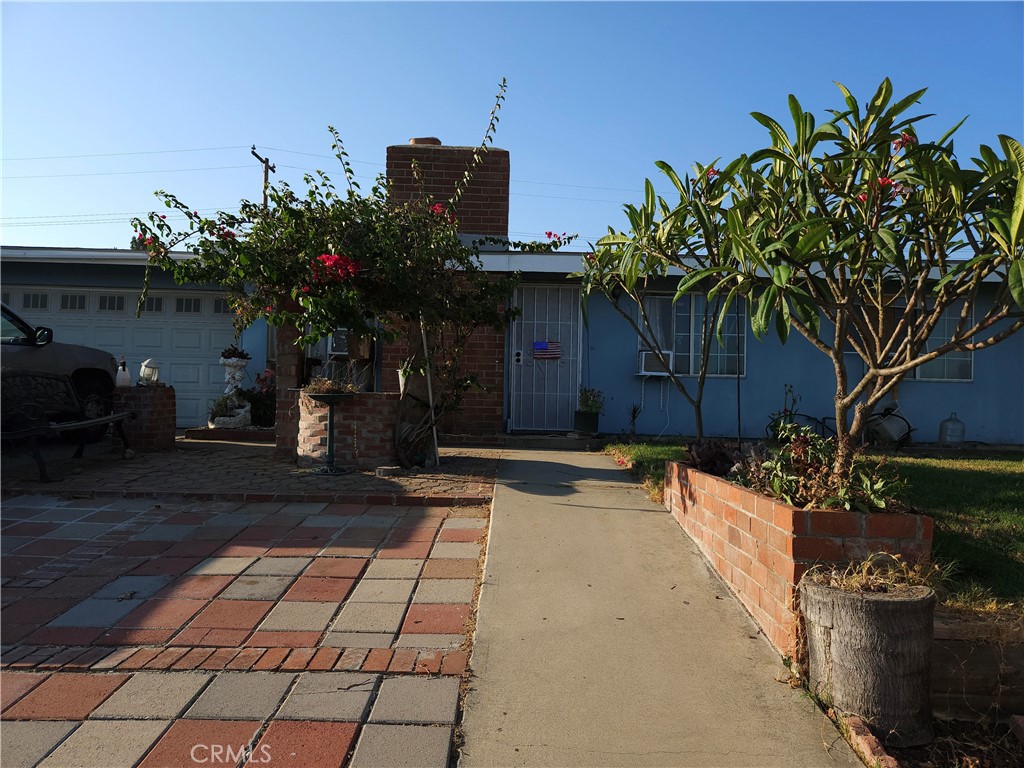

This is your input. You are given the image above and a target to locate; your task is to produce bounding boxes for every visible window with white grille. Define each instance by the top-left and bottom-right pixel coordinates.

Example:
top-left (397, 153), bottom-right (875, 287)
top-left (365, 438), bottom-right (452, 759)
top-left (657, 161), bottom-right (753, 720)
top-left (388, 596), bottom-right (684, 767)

top-left (638, 295), bottom-right (746, 377)
top-left (22, 293), bottom-right (48, 310)
top-left (98, 295), bottom-right (126, 312)
top-left (60, 294), bottom-right (87, 311)
top-left (176, 297), bottom-right (201, 314)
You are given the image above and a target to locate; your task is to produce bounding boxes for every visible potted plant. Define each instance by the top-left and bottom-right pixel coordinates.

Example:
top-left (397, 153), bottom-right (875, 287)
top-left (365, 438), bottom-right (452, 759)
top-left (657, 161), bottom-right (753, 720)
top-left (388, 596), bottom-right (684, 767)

top-left (574, 386), bottom-right (605, 434)
top-left (799, 554), bottom-right (937, 748)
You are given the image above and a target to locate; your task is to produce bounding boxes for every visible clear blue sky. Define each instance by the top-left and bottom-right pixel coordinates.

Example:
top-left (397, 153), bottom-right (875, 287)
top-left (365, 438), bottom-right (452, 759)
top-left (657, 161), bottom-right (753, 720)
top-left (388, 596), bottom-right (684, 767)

top-left (2, 1), bottom-right (1022, 250)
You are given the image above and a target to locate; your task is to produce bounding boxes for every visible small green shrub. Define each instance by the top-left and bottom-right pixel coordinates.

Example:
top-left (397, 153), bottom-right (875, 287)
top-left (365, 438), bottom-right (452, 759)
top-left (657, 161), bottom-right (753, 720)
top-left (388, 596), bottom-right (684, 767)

top-left (735, 423), bottom-right (904, 512)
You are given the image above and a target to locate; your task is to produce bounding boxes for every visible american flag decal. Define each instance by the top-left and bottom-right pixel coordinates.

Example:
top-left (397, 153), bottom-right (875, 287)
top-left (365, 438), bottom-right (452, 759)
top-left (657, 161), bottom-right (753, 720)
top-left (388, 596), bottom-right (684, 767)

top-left (532, 340), bottom-right (562, 360)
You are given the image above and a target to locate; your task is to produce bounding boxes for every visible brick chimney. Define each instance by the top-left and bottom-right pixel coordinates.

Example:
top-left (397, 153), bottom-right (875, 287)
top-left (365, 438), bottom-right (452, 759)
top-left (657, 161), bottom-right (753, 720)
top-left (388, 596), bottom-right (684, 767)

top-left (386, 138), bottom-right (510, 237)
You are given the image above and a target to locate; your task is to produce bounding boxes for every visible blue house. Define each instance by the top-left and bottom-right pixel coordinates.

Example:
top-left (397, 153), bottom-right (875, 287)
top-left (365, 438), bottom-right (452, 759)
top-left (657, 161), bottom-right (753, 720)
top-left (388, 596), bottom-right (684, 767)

top-left (486, 252), bottom-right (1023, 445)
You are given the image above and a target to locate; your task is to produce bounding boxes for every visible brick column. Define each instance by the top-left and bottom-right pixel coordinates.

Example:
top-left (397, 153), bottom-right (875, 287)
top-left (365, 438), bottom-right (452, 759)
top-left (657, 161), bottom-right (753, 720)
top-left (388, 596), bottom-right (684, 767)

top-left (113, 385), bottom-right (176, 451)
top-left (274, 323), bottom-right (304, 461)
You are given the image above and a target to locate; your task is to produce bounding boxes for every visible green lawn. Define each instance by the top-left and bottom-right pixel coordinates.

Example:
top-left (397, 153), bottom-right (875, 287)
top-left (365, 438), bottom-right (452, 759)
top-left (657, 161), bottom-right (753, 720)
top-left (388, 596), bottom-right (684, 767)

top-left (879, 453), bottom-right (1023, 603)
top-left (607, 442), bottom-right (1024, 603)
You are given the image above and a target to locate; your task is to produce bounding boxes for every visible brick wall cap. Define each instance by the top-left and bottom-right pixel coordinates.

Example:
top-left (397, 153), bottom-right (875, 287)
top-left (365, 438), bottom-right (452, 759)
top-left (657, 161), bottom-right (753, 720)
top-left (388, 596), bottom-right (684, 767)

top-left (409, 137), bottom-right (442, 145)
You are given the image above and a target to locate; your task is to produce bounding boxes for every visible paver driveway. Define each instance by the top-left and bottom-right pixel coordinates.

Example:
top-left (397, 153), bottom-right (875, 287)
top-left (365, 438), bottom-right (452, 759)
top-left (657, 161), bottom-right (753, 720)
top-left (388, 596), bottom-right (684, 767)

top-left (1, 495), bottom-right (488, 767)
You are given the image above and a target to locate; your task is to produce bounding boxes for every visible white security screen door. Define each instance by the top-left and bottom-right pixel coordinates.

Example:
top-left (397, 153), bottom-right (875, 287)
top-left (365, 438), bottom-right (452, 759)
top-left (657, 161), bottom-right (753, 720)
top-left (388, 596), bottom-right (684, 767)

top-left (510, 285), bottom-right (581, 431)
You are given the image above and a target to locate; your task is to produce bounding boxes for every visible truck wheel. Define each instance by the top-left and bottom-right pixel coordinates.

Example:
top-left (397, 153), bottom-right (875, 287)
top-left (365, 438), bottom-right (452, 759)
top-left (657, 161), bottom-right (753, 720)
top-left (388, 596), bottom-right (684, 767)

top-left (68, 376), bottom-right (114, 443)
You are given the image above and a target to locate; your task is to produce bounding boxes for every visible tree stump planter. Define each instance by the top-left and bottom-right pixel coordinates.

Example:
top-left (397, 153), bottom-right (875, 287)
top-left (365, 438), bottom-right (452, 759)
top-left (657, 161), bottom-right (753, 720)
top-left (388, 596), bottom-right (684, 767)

top-left (800, 580), bottom-right (936, 747)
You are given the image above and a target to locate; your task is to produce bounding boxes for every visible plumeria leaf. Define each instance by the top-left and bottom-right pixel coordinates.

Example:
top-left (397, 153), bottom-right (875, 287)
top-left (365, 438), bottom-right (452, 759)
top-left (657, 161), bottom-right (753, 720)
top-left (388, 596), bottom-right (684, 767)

top-left (998, 135), bottom-right (1024, 250)
top-left (1009, 260), bottom-right (1024, 310)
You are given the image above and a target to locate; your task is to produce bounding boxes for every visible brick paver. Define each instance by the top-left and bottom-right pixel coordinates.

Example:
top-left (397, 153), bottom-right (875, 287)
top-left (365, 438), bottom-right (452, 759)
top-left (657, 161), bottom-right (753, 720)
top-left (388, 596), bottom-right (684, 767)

top-left (0, 446), bottom-right (493, 767)
top-left (253, 720), bottom-right (360, 768)
top-left (348, 724), bottom-right (452, 768)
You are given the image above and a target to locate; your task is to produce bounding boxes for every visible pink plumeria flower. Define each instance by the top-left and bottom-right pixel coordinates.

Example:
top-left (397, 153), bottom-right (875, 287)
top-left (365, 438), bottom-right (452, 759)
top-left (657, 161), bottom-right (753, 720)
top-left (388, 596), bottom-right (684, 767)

top-left (706, 168), bottom-right (719, 179)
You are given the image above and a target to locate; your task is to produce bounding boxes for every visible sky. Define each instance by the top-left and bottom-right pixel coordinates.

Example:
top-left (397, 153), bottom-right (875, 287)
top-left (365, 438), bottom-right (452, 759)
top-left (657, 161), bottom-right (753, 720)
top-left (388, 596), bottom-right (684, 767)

top-left (2, 1), bottom-right (1023, 252)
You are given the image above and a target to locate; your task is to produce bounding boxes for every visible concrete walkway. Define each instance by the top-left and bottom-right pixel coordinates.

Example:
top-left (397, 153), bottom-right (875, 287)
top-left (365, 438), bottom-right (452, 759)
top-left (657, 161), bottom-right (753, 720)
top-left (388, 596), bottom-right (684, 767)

top-left (461, 449), bottom-right (859, 768)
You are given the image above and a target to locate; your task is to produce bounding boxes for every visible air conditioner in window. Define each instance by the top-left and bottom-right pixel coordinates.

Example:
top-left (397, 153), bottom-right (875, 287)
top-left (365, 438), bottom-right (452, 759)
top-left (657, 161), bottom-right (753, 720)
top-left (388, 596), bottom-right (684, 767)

top-left (638, 350), bottom-right (671, 375)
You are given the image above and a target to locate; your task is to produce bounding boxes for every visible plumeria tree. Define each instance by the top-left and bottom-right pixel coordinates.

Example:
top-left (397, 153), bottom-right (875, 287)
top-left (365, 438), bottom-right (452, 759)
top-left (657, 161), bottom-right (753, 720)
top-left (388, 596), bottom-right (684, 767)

top-left (579, 160), bottom-right (747, 438)
top-left (711, 79), bottom-right (1024, 478)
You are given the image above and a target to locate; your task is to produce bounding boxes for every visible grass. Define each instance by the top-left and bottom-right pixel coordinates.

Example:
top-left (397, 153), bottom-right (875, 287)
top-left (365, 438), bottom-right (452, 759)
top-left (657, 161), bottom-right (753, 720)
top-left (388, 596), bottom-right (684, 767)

top-left (877, 451), bottom-right (1023, 604)
top-left (606, 440), bottom-right (688, 503)
top-left (607, 441), bottom-right (1024, 605)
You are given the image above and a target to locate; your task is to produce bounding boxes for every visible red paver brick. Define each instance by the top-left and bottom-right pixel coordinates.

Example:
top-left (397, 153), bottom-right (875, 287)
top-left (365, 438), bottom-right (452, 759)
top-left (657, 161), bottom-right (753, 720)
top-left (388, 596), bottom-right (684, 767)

top-left (252, 720), bottom-right (359, 768)
top-left (117, 648), bottom-right (163, 670)
top-left (335, 648), bottom-right (369, 670)
top-left (387, 649), bottom-right (418, 673)
top-left (1, 671), bottom-right (48, 711)
top-left (264, 544), bottom-right (321, 557)
top-left (139, 719), bottom-right (261, 768)
top-left (24, 627), bottom-right (104, 646)
top-left (226, 648), bottom-right (266, 670)
top-left (282, 577), bottom-right (355, 602)
top-left (252, 647), bottom-right (290, 670)
top-left (441, 650), bottom-right (469, 675)
top-left (3, 522), bottom-right (60, 537)
top-left (1, 598), bottom-right (77, 626)
top-left (90, 647), bottom-right (140, 670)
top-left (62, 646), bottom-right (116, 670)
top-left (421, 559), bottom-right (478, 579)
top-left (172, 627), bottom-right (251, 647)
top-left (322, 503), bottom-right (368, 515)
top-left (3, 672), bottom-right (129, 719)
top-left (376, 541), bottom-right (432, 559)
top-left (198, 648), bottom-right (240, 671)
top-left (361, 648), bottom-right (393, 672)
top-left (10, 539), bottom-right (81, 557)
top-left (303, 558), bottom-right (367, 578)
top-left (439, 528), bottom-right (485, 542)
top-left (155, 575), bottom-right (233, 599)
top-left (387, 528), bottom-right (439, 543)
top-left (401, 604), bottom-right (470, 634)
top-left (189, 600), bottom-right (273, 630)
top-left (144, 647), bottom-right (190, 670)
top-left (129, 557), bottom-right (204, 576)
top-left (8, 647), bottom-right (60, 669)
top-left (307, 647), bottom-right (341, 671)
top-left (1, 624), bottom-right (36, 645)
top-left (116, 598), bottom-right (208, 629)
top-left (172, 648), bottom-right (216, 670)
top-left (161, 540), bottom-right (223, 558)
top-left (37, 646), bottom-right (90, 669)
top-left (246, 631), bottom-right (323, 648)
top-left (280, 648), bottom-right (317, 671)
top-left (415, 651), bottom-right (442, 674)
top-left (72, 556), bottom-right (147, 578)
top-left (212, 543), bottom-right (269, 558)
top-left (111, 540), bottom-right (174, 557)
top-left (96, 628), bottom-right (178, 646)
top-left (234, 526), bottom-right (294, 541)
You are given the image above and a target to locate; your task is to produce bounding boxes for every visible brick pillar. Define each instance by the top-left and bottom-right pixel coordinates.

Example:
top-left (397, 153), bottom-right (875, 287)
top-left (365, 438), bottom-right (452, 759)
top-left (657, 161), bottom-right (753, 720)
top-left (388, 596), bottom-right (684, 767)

top-left (274, 323), bottom-right (304, 461)
top-left (386, 139), bottom-right (509, 237)
top-left (113, 385), bottom-right (176, 451)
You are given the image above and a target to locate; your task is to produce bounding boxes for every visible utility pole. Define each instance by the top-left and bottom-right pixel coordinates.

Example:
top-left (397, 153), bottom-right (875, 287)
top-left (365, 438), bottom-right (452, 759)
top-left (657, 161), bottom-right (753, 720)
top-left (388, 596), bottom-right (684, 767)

top-left (251, 145), bottom-right (276, 209)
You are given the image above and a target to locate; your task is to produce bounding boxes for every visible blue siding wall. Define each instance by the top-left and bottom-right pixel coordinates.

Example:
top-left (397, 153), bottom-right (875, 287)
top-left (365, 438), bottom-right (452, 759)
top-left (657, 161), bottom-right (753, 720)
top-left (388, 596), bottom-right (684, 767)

top-left (580, 293), bottom-right (1024, 445)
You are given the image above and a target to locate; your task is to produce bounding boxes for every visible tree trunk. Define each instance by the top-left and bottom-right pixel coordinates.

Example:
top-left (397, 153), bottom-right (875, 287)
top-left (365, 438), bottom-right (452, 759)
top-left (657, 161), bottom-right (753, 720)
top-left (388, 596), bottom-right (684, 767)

top-left (693, 401), bottom-right (704, 439)
top-left (800, 581), bottom-right (935, 747)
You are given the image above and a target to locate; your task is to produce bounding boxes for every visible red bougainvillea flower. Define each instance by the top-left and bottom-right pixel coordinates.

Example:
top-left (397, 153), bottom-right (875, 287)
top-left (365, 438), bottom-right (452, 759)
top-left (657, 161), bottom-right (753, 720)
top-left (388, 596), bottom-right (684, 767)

top-left (857, 192), bottom-right (868, 203)
top-left (159, 214), bottom-right (166, 220)
top-left (312, 253), bottom-right (360, 283)
top-left (706, 168), bottom-right (719, 179)
top-left (877, 177), bottom-right (893, 187)
top-left (430, 203), bottom-right (445, 215)
top-left (265, 305), bottom-right (273, 313)
top-left (301, 285), bottom-right (310, 293)
top-left (545, 231), bottom-right (555, 239)
top-left (893, 132), bottom-right (916, 151)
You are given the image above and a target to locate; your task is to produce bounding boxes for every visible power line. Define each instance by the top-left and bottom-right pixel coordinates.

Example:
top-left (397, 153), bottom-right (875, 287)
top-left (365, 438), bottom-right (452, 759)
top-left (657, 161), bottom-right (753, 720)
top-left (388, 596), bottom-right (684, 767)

top-left (1, 207), bottom-right (231, 221)
top-left (2, 146), bottom-right (249, 162)
top-left (4, 141), bottom-right (645, 194)
top-left (4, 165), bottom-right (252, 180)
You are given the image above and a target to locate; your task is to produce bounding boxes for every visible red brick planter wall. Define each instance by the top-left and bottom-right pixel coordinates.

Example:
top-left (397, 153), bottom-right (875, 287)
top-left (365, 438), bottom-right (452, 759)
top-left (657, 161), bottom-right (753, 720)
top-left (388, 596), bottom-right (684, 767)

top-left (297, 392), bottom-right (400, 467)
top-left (114, 385), bottom-right (176, 452)
top-left (663, 461), bottom-right (934, 657)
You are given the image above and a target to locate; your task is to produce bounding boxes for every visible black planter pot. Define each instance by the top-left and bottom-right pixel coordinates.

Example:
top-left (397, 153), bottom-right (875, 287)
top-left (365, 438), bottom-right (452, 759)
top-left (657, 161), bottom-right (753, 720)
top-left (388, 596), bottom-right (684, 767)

top-left (573, 410), bottom-right (600, 434)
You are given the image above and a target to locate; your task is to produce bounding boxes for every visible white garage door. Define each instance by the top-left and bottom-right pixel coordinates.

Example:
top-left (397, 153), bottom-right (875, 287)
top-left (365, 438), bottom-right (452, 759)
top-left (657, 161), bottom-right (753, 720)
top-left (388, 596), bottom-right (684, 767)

top-left (9, 287), bottom-right (240, 427)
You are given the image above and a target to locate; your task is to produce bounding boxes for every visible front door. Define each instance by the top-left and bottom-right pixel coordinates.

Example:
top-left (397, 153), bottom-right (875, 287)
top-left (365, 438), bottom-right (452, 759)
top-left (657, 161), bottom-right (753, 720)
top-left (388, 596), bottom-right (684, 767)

top-left (510, 285), bottom-right (581, 431)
